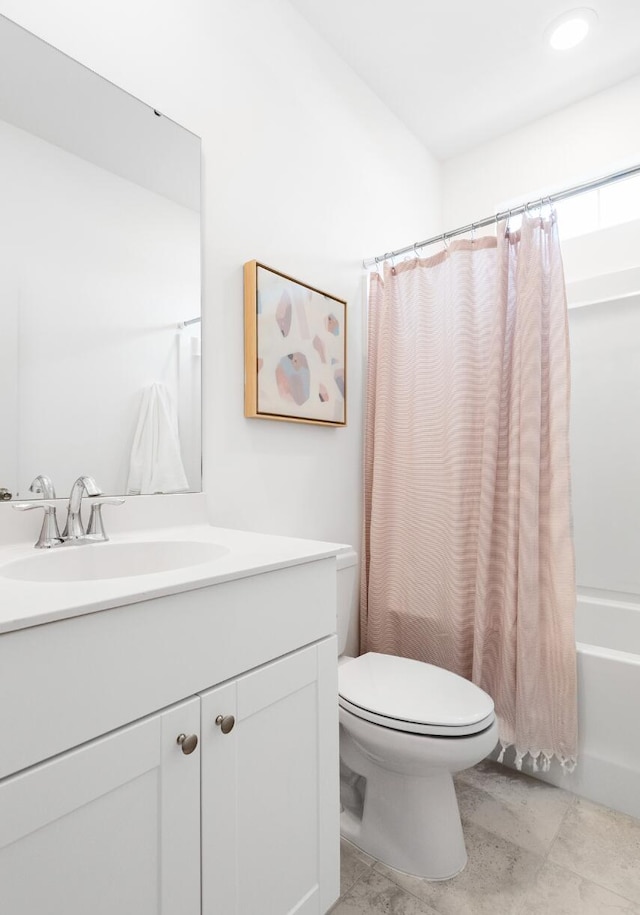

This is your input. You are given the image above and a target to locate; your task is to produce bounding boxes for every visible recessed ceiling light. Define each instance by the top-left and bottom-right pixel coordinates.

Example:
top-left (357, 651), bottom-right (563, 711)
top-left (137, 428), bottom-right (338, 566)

top-left (547, 8), bottom-right (598, 51)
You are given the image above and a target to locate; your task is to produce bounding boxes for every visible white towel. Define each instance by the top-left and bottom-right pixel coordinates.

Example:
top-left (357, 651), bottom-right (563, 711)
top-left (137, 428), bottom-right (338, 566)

top-left (126, 382), bottom-right (189, 494)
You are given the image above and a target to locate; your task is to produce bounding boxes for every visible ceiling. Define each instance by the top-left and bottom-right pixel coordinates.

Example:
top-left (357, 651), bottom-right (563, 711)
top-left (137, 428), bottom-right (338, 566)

top-left (288, 0), bottom-right (640, 160)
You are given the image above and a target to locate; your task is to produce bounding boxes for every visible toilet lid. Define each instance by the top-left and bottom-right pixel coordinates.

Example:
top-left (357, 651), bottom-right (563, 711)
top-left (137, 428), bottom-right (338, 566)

top-left (338, 653), bottom-right (495, 737)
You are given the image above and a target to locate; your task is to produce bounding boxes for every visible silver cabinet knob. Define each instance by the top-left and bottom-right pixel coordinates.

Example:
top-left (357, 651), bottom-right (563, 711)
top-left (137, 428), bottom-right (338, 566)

top-left (215, 714), bottom-right (235, 734)
top-left (177, 733), bottom-right (198, 755)
top-left (0, 488), bottom-right (12, 501)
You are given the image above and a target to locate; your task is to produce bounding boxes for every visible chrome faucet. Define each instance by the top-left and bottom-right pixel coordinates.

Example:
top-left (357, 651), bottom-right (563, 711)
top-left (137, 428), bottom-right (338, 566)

top-left (62, 476), bottom-right (124, 543)
top-left (62, 476), bottom-right (103, 541)
top-left (12, 475), bottom-right (63, 548)
top-left (13, 474), bottom-right (124, 548)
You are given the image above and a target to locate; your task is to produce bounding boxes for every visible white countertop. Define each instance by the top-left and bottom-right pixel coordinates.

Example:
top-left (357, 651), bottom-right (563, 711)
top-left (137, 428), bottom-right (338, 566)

top-left (0, 525), bottom-right (346, 634)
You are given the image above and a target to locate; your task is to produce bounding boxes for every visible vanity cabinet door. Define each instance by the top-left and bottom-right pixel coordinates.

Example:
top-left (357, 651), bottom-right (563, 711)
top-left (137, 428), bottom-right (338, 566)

top-left (200, 636), bottom-right (340, 915)
top-left (0, 697), bottom-right (200, 915)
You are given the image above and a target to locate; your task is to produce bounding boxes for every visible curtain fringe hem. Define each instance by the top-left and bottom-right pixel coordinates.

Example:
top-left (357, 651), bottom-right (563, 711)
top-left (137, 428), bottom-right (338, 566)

top-left (496, 740), bottom-right (577, 774)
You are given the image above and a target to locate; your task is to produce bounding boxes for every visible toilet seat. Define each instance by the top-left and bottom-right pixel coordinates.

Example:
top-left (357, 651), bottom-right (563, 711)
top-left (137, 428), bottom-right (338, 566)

top-left (338, 653), bottom-right (495, 737)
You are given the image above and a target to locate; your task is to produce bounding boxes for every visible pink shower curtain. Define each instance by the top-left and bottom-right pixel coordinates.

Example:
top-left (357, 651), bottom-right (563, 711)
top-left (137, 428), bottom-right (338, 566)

top-left (361, 214), bottom-right (577, 771)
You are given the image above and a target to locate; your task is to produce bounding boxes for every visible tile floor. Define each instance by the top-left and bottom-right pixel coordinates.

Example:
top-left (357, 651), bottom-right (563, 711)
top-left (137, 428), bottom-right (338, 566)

top-left (330, 759), bottom-right (640, 915)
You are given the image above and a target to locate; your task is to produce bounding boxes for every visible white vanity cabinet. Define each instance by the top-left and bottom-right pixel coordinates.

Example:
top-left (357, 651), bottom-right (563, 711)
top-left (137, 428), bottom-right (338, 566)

top-left (201, 637), bottom-right (338, 915)
top-left (0, 551), bottom-right (341, 915)
top-left (0, 697), bottom-right (202, 915)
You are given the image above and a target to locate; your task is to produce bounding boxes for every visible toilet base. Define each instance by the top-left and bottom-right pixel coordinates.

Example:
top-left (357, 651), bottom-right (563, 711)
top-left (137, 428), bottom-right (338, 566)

top-left (340, 761), bottom-right (467, 880)
top-left (339, 709), bottom-right (499, 881)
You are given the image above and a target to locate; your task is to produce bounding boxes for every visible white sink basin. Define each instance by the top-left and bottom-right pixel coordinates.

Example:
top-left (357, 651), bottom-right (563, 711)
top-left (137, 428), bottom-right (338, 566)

top-left (0, 540), bottom-right (229, 583)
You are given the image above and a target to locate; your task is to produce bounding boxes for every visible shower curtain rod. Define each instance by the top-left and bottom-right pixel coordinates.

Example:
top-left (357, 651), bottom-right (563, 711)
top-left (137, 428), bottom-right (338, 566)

top-left (363, 162), bottom-right (640, 269)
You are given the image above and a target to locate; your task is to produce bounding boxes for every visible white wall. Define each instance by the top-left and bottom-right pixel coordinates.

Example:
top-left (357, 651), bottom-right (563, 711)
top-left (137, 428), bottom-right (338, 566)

top-left (0, 0), bottom-right (442, 551)
top-left (443, 74), bottom-right (640, 227)
top-left (0, 117), bottom-right (200, 498)
top-left (562, 221), bottom-right (640, 290)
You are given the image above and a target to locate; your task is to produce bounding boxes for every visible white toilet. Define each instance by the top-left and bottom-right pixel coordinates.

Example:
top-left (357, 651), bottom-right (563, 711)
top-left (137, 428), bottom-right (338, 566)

top-left (336, 549), bottom-right (498, 880)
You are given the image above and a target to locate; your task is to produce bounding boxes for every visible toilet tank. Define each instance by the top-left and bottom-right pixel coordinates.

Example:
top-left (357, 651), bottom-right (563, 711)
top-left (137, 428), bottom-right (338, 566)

top-left (337, 548), bottom-right (359, 657)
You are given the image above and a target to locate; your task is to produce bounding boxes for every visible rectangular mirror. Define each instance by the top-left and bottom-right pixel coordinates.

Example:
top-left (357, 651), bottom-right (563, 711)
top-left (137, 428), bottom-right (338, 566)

top-left (0, 15), bottom-right (202, 500)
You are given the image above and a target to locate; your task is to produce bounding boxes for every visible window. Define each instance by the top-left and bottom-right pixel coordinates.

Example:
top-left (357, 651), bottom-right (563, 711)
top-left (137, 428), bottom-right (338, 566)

top-left (498, 172), bottom-right (640, 242)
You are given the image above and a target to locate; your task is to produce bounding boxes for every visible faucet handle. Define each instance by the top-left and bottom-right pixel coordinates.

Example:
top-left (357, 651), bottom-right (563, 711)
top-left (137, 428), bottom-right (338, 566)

top-left (12, 500), bottom-right (59, 511)
top-left (12, 501), bottom-right (63, 548)
top-left (86, 498), bottom-right (125, 541)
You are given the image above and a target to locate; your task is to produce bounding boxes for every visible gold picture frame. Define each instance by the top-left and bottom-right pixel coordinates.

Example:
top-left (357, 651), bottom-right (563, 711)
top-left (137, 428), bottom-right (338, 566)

top-left (244, 261), bottom-right (347, 426)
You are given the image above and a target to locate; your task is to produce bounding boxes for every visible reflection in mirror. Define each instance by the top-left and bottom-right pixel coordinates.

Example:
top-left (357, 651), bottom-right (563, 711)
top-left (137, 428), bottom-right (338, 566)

top-left (0, 14), bottom-right (201, 500)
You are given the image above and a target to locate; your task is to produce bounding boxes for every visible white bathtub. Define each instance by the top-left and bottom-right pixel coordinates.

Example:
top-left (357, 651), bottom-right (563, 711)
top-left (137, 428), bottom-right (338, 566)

top-left (497, 591), bottom-right (640, 818)
top-left (533, 592), bottom-right (640, 818)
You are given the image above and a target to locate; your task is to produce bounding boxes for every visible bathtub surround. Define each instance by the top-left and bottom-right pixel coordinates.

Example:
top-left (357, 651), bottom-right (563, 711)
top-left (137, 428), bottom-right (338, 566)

top-left (362, 214), bottom-right (577, 771)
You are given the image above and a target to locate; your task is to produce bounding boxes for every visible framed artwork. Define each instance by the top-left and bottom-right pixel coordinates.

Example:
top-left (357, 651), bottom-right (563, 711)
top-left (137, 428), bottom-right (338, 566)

top-left (244, 261), bottom-right (347, 426)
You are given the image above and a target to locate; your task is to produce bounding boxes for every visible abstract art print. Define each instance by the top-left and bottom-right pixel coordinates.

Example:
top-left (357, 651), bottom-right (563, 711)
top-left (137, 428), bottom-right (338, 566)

top-left (244, 261), bottom-right (347, 426)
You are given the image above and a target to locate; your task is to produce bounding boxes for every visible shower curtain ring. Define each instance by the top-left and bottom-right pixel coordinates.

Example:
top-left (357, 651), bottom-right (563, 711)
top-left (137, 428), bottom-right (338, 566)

top-left (471, 222), bottom-right (476, 242)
